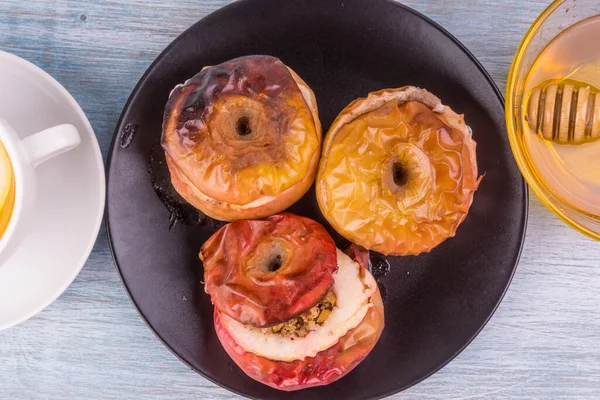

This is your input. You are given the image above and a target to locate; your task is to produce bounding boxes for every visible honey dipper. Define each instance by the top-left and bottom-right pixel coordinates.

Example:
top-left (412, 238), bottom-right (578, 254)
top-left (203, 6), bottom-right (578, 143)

top-left (526, 79), bottom-right (600, 144)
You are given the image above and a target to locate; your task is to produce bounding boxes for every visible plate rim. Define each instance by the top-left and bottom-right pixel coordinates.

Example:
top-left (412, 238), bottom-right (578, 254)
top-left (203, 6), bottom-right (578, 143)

top-left (0, 50), bottom-right (106, 331)
top-left (106, 0), bottom-right (529, 398)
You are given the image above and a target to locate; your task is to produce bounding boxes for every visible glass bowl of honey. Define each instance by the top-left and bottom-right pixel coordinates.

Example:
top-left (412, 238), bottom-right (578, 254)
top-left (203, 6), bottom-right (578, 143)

top-left (507, 0), bottom-right (600, 240)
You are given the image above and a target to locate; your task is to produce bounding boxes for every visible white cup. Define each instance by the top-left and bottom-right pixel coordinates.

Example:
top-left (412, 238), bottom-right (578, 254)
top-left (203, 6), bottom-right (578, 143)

top-left (0, 118), bottom-right (81, 264)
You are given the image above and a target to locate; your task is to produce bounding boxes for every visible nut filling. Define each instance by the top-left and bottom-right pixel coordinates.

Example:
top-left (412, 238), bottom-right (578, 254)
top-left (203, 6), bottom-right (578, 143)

top-left (262, 291), bottom-right (337, 338)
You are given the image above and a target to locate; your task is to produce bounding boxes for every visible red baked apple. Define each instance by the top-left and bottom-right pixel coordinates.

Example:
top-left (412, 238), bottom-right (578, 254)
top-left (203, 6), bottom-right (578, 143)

top-left (201, 213), bottom-right (338, 327)
top-left (200, 214), bottom-right (385, 391)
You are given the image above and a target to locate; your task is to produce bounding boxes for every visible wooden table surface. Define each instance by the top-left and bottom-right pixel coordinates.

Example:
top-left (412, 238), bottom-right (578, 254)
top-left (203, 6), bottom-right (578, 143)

top-left (2, 0), bottom-right (600, 399)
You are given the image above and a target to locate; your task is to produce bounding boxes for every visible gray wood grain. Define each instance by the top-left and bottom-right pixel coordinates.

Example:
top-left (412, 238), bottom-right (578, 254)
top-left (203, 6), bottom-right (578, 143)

top-left (1, 0), bottom-right (600, 399)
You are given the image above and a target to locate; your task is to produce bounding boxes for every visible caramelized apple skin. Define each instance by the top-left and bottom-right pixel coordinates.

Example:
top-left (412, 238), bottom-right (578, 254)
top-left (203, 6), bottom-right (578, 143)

top-left (317, 87), bottom-right (480, 256)
top-left (214, 276), bottom-right (384, 391)
top-left (201, 213), bottom-right (337, 328)
top-left (162, 55), bottom-right (321, 221)
top-left (343, 244), bottom-right (370, 271)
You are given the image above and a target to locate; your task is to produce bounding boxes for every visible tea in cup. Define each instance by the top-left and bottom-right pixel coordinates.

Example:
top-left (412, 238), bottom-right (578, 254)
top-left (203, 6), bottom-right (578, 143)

top-left (0, 118), bottom-right (81, 264)
top-left (0, 140), bottom-right (15, 239)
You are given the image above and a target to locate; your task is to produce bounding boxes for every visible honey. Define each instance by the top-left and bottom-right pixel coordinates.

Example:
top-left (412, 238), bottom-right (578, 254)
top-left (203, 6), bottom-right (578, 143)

top-left (522, 16), bottom-right (600, 217)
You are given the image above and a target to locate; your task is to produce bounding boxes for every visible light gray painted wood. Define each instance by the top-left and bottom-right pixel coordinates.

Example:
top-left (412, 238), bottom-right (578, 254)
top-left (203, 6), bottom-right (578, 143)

top-left (1, 0), bottom-right (599, 399)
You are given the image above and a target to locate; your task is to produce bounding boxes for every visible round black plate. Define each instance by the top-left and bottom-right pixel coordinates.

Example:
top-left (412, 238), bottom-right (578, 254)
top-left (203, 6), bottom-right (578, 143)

top-left (106, 0), bottom-right (527, 399)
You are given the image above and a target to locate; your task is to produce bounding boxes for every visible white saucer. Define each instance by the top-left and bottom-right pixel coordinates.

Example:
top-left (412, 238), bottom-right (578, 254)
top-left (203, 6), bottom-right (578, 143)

top-left (0, 51), bottom-right (105, 330)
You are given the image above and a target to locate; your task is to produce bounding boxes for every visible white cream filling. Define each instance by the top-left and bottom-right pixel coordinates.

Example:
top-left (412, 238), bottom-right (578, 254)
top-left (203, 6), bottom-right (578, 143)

top-left (220, 248), bottom-right (376, 362)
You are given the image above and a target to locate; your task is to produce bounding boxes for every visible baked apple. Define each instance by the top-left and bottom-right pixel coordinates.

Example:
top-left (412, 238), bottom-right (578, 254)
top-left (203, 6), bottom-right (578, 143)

top-left (201, 214), bottom-right (384, 391)
top-left (317, 86), bottom-right (481, 256)
top-left (201, 213), bottom-right (337, 327)
top-left (162, 55), bottom-right (322, 221)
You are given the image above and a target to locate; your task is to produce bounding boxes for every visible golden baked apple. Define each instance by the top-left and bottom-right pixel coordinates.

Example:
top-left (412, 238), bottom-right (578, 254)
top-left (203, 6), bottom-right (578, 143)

top-left (317, 86), bottom-right (481, 256)
top-left (162, 55), bottom-right (321, 221)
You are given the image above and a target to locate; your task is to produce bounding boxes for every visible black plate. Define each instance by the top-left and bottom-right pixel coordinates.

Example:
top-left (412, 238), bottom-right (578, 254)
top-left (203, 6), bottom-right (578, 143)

top-left (106, 0), bottom-right (527, 398)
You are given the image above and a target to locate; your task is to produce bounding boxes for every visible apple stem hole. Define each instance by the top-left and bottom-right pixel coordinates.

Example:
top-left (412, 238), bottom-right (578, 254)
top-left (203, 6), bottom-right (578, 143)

top-left (236, 116), bottom-right (252, 136)
top-left (267, 254), bottom-right (282, 272)
top-left (392, 162), bottom-right (409, 187)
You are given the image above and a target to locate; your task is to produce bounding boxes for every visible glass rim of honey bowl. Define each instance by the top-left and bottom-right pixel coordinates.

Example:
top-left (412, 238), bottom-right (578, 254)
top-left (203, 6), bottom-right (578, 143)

top-left (506, 0), bottom-right (600, 241)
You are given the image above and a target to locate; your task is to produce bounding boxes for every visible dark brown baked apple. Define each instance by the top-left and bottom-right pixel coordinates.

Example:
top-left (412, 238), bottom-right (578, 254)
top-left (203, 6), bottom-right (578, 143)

top-left (162, 55), bottom-right (321, 221)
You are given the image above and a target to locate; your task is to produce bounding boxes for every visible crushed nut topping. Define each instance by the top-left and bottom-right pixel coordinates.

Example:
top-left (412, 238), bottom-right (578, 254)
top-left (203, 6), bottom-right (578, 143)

top-left (262, 291), bottom-right (337, 338)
